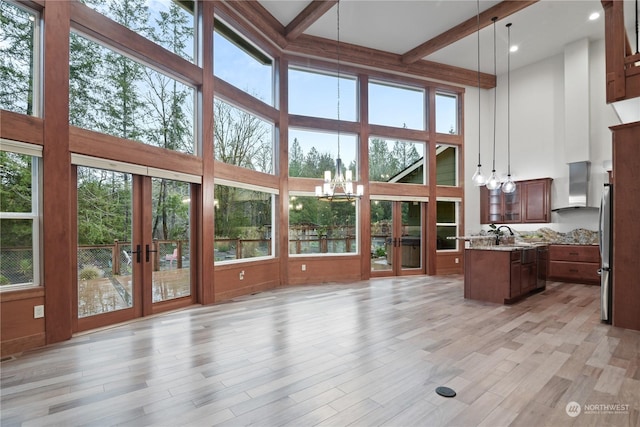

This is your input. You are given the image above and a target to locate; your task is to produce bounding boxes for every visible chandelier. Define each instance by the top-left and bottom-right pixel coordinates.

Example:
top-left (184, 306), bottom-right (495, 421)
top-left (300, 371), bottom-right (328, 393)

top-left (315, 0), bottom-right (364, 202)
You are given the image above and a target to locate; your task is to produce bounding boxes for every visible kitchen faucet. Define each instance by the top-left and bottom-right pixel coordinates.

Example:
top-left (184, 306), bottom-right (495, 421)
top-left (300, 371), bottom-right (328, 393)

top-left (495, 225), bottom-right (515, 245)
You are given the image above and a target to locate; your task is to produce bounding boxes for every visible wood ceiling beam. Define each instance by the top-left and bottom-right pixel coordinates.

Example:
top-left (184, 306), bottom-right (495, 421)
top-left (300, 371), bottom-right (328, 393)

top-left (401, 0), bottom-right (539, 64)
top-left (288, 35), bottom-right (496, 89)
top-left (286, 0), bottom-right (337, 41)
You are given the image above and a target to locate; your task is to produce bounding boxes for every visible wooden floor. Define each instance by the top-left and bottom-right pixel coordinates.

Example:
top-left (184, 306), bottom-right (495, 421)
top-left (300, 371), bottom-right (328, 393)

top-left (1, 276), bottom-right (639, 426)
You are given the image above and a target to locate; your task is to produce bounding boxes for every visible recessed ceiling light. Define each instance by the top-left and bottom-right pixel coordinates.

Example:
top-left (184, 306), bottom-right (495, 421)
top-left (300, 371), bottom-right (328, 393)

top-left (510, 45), bottom-right (519, 53)
top-left (589, 12), bottom-right (600, 21)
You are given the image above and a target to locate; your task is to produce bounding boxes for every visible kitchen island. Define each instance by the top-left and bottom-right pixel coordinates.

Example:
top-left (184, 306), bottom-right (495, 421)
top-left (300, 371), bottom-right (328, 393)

top-left (464, 245), bottom-right (545, 304)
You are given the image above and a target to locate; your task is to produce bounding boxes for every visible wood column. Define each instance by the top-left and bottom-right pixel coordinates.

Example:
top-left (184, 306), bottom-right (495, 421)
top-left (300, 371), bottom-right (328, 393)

top-left (199, 0), bottom-right (215, 304)
top-left (278, 57), bottom-right (290, 286)
top-left (426, 89), bottom-right (437, 275)
top-left (43, 0), bottom-right (72, 344)
top-left (359, 74), bottom-right (371, 279)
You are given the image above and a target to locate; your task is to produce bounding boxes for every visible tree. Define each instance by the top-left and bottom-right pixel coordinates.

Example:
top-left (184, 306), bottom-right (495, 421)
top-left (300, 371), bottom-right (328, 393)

top-left (0, 1), bottom-right (35, 114)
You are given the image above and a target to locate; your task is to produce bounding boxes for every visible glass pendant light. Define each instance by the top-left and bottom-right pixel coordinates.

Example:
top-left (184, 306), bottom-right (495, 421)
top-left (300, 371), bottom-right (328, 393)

top-left (472, 0), bottom-right (486, 186)
top-left (502, 23), bottom-right (516, 194)
top-left (485, 16), bottom-right (502, 191)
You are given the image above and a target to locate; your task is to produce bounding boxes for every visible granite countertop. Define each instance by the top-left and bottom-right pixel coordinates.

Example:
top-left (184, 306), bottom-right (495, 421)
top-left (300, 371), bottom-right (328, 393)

top-left (454, 227), bottom-right (599, 248)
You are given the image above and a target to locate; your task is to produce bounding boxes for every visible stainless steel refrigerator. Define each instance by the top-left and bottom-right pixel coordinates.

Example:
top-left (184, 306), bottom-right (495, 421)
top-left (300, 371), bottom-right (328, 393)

top-left (599, 183), bottom-right (613, 323)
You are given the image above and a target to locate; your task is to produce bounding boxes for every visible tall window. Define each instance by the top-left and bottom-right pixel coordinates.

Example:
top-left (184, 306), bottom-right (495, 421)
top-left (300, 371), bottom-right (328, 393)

top-left (81, 0), bottom-right (195, 63)
top-left (0, 1), bottom-right (39, 116)
top-left (435, 92), bottom-right (458, 134)
top-left (0, 141), bottom-right (41, 287)
top-left (214, 184), bottom-right (274, 262)
top-left (214, 19), bottom-right (273, 105)
top-left (369, 81), bottom-right (425, 130)
top-left (436, 200), bottom-right (459, 251)
top-left (289, 196), bottom-right (357, 255)
top-left (368, 137), bottom-right (425, 184)
top-left (288, 67), bottom-right (357, 121)
top-left (214, 99), bottom-right (274, 173)
top-left (69, 33), bottom-right (196, 154)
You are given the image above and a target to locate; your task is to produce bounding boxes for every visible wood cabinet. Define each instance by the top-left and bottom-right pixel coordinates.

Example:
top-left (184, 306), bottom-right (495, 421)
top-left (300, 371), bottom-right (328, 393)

top-left (480, 178), bottom-right (552, 224)
top-left (465, 248), bottom-right (540, 304)
top-left (547, 244), bottom-right (600, 284)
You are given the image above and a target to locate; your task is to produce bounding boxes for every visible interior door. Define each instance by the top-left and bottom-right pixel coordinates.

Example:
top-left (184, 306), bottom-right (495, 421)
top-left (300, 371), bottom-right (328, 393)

top-left (75, 167), bottom-right (194, 332)
top-left (370, 199), bottom-right (425, 276)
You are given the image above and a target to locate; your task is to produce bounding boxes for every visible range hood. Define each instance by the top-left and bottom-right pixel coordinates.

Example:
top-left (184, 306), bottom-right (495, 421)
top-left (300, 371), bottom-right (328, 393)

top-left (552, 161), bottom-right (594, 212)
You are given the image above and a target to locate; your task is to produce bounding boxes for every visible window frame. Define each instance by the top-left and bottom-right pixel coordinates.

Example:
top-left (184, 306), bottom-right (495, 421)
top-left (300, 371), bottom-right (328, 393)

top-left (213, 179), bottom-right (277, 265)
top-left (436, 198), bottom-right (460, 252)
top-left (0, 139), bottom-right (43, 289)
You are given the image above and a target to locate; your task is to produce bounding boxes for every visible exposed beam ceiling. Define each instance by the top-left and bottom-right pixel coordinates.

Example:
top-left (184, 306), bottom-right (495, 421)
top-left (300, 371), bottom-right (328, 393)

top-left (285, 0), bottom-right (338, 41)
top-left (401, 0), bottom-right (539, 64)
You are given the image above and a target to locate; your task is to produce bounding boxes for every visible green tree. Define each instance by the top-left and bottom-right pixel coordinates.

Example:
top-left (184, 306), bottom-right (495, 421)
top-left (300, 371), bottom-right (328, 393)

top-left (0, 1), bottom-right (35, 114)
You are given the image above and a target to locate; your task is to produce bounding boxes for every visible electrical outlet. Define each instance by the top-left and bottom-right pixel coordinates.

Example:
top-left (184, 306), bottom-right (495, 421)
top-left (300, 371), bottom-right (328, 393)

top-left (455, 258), bottom-right (459, 264)
top-left (301, 264), bottom-right (306, 271)
top-left (34, 305), bottom-right (44, 318)
top-left (239, 270), bottom-right (245, 280)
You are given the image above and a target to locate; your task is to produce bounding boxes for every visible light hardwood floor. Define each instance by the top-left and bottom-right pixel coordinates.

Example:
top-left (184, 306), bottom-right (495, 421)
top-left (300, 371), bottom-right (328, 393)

top-left (1, 276), bottom-right (639, 426)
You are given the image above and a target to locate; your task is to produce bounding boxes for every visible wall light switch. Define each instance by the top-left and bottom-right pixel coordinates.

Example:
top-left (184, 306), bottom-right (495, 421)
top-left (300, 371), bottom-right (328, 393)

top-left (301, 264), bottom-right (306, 271)
top-left (455, 258), bottom-right (460, 264)
top-left (34, 305), bottom-right (44, 318)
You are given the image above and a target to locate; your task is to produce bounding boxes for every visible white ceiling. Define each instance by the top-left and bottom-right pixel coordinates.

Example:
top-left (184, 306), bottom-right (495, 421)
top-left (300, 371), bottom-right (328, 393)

top-left (259, 0), bottom-right (638, 78)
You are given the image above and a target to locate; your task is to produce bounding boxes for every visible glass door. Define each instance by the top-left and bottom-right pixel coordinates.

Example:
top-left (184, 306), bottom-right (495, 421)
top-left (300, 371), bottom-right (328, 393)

top-left (76, 167), bottom-right (194, 331)
top-left (370, 200), bottom-right (425, 276)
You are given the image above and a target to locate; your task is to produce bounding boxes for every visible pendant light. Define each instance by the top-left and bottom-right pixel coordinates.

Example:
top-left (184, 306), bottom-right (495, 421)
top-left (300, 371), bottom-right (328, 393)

top-left (485, 16), bottom-right (502, 191)
top-left (502, 22), bottom-right (516, 194)
top-left (471, 0), bottom-right (486, 186)
top-left (315, 0), bottom-right (363, 201)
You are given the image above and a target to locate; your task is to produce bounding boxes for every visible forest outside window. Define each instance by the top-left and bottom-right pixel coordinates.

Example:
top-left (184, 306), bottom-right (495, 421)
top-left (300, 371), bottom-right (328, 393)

top-left (214, 184), bottom-right (274, 263)
top-left (69, 32), bottom-right (196, 154)
top-left (0, 1), bottom-right (39, 116)
top-left (289, 195), bottom-right (358, 256)
top-left (368, 137), bottom-right (425, 184)
top-left (289, 129), bottom-right (358, 180)
top-left (214, 99), bottom-right (274, 174)
top-left (0, 142), bottom-right (42, 288)
top-left (81, 0), bottom-right (195, 63)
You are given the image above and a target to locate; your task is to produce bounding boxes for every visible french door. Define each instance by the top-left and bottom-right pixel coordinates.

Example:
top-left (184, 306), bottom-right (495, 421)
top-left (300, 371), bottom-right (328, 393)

top-left (370, 199), bottom-right (426, 276)
top-left (75, 166), bottom-right (195, 331)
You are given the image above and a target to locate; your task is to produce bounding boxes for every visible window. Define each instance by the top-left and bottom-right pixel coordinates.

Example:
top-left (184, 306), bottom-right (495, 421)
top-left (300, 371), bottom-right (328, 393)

top-left (288, 67), bottom-right (357, 121)
top-left (214, 19), bottom-right (273, 105)
top-left (289, 195), bottom-right (357, 255)
top-left (436, 144), bottom-right (458, 186)
top-left (82, 0), bottom-right (195, 62)
top-left (0, 141), bottom-right (41, 287)
top-left (368, 137), bottom-right (425, 184)
top-left (435, 92), bottom-right (458, 134)
top-left (436, 200), bottom-right (459, 251)
top-left (289, 129), bottom-right (358, 179)
top-left (369, 81), bottom-right (424, 130)
top-left (214, 99), bottom-right (274, 174)
top-left (69, 33), bottom-right (196, 154)
top-left (214, 183), bottom-right (274, 262)
top-left (0, 1), bottom-right (39, 116)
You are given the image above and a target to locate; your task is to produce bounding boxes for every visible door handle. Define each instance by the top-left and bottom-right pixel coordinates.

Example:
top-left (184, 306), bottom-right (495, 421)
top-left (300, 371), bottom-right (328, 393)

top-left (145, 244), bottom-right (157, 262)
top-left (130, 244), bottom-right (142, 263)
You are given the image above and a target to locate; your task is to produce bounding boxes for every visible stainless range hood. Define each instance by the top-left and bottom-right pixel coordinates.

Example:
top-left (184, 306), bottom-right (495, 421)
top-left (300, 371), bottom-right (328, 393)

top-left (552, 161), bottom-right (594, 212)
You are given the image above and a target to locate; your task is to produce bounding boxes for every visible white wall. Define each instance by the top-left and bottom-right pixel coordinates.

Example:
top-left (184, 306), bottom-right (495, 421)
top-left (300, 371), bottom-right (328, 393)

top-left (464, 38), bottom-right (619, 234)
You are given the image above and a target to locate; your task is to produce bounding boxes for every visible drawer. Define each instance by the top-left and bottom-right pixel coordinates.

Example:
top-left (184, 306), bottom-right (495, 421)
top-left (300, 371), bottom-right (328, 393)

top-left (549, 245), bottom-right (600, 263)
top-left (548, 260), bottom-right (600, 284)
